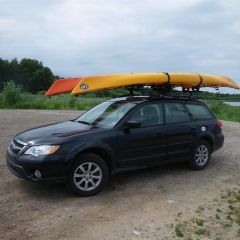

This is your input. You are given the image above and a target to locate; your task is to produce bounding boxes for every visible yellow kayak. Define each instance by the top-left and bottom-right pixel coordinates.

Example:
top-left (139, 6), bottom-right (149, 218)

top-left (45, 73), bottom-right (239, 96)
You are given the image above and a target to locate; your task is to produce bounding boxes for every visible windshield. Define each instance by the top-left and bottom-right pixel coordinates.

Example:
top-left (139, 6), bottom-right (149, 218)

top-left (75, 101), bottom-right (137, 128)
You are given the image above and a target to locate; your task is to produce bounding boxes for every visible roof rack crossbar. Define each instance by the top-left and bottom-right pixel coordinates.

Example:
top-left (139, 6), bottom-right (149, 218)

top-left (182, 87), bottom-right (202, 99)
top-left (125, 85), bottom-right (146, 96)
top-left (151, 84), bottom-right (172, 97)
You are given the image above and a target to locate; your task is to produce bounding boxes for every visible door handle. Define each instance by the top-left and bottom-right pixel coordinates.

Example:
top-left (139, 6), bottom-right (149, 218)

top-left (156, 131), bottom-right (164, 135)
top-left (191, 127), bottom-right (196, 130)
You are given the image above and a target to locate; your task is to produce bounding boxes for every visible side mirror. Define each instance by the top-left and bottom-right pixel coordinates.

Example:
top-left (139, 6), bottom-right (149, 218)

top-left (126, 120), bottom-right (141, 128)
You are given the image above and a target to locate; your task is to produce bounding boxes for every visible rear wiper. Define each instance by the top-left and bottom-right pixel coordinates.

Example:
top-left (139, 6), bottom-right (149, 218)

top-left (76, 120), bottom-right (92, 125)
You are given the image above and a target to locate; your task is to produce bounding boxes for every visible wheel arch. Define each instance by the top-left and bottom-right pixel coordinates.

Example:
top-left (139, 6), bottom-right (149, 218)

top-left (66, 146), bottom-right (114, 174)
top-left (80, 148), bottom-right (112, 173)
top-left (199, 136), bottom-right (214, 153)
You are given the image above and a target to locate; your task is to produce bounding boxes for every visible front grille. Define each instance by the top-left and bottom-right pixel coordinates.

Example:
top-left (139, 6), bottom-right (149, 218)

top-left (8, 138), bottom-right (27, 156)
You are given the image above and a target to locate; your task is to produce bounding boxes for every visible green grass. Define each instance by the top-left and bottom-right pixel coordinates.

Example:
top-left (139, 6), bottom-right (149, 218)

top-left (0, 93), bottom-right (240, 122)
top-left (173, 189), bottom-right (240, 238)
top-left (194, 228), bottom-right (210, 235)
top-left (175, 225), bottom-right (184, 237)
top-left (0, 93), bottom-right (105, 110)
top-left (196, 219), bottom-right (204, 226)
top-left (209, 101), bottom-right (240, 122)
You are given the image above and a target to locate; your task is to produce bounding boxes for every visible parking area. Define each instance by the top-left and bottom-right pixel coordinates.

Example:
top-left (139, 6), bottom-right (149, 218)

top-left (0, 109), bottom-right (240, 239)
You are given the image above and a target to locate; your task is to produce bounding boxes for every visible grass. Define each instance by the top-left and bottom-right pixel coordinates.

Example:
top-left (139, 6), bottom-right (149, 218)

top-left (173, 189), bottom-right (240, 238)
top-left (196, 219), bottom-right (204, 226)
top-left (0, 93), bottom-right (240, 122)
top-left (195, 206), bottom-right (205, 213)
top-left (208, 101), bottom-right (240, 122)
top-left (194, 228), bottom-right (210, 235)
top-left (0, 93), bottom-right (105, 110)
top-left (175, 224), bottom-right (184, 237)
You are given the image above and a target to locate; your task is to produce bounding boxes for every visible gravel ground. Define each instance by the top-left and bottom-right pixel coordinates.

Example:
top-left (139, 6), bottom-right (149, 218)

top-left (0, 109), bottom-right (240, 240)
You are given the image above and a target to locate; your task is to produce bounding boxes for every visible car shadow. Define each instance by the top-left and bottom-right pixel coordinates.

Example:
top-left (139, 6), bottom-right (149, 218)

top-left (17, 161), bottom-right (196, 199)
top-left (18, 180), bottom-right (73, 199)
top-left (102, 161), bottom-right (191, 195)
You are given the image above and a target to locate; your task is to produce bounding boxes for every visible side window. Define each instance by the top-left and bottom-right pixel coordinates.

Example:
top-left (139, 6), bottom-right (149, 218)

top-left (130, 103), bottom-right (163, 127)
top-left (164, 103), bottom-right (190, 124)
top-left (186, 104), bottom-right (214, 120)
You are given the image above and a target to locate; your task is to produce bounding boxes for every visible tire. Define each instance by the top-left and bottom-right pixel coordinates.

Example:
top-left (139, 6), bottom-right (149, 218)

top-left (67, 153), bottom-right (109, 197)
top-left (189, 140), bottom-right (211, 170)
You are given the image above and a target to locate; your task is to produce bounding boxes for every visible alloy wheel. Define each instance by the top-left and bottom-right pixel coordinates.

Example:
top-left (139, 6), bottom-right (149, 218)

top-left (73, 162), bottom-right (102, 191)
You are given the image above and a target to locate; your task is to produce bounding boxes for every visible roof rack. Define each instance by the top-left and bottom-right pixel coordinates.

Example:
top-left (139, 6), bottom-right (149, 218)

top-left (124, 83), bottom-right (201, 100)
top-left (181, 87), bottom-right (202, 100)
top-left (125, 85), bottom-right (146, 96)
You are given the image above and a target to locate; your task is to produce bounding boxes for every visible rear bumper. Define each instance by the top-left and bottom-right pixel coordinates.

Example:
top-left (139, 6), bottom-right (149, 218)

top-left (213, 133), bottom-right (224, 152)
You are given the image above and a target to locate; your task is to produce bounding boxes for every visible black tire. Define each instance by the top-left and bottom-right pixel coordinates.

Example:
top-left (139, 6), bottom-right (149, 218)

top-left (189, 140), bottom-right (211, 170)
top-left (67, 153), bottom-right (109, 197)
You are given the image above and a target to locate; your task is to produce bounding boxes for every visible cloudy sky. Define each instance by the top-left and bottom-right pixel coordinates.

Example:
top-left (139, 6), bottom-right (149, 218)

top-left (1, 0), bottom-right (240, 93)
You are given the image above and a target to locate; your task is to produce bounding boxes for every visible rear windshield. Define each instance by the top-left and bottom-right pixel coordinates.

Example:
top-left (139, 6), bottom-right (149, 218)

top-left (186, 104), bottom-right (214, 120)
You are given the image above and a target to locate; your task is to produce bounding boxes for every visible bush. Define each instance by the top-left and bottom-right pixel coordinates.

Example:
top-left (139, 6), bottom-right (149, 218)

top-left (36, 91), bottom-right (46, 95)
top-left (2, 81), bottom-right (21, 106)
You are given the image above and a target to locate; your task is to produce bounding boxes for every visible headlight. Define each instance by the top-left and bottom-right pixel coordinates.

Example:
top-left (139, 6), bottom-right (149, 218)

top-left (24, 145), bottom-right (60, 157)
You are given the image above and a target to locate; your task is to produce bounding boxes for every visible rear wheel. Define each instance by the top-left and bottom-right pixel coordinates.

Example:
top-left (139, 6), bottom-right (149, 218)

top-left (67, 153), bottom-right (109, 197)
top-left (189, 140), bottom-right (211, 170)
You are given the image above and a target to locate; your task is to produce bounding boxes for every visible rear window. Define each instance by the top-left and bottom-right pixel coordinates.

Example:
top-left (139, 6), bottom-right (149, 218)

top-left (164, 103), bottom-right (190, 124)
top-left (186, 104), bottom-right (214, 120)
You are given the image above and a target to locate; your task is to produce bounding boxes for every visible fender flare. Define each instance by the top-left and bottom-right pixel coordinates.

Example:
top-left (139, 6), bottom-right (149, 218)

top-left (194, 131), bottom-right (215, 153)
top-left (64, 142), bottom-right (116, 169)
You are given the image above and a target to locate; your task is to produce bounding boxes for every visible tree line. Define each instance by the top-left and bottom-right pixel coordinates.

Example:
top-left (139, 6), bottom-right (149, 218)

top-left (0, 58), bottom-right (59, 94)
top-left (1, 57), bottom-right (240, 100)
top-left (83, 88), bottom-right (240, 101)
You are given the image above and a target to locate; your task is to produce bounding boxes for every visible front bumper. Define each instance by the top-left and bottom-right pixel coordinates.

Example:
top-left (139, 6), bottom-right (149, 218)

top-left (6, 150), bottom-right (68, 183)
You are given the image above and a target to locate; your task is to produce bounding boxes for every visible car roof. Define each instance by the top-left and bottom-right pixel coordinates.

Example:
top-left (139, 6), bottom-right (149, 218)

top-left (107, 95), bottom-right (205, 104)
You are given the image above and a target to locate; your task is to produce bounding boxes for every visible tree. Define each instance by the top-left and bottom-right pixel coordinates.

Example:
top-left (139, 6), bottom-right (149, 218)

top-left (0, 58), bottom-right (57, 93)
top-left (29, 67), bottom-right (55, 93)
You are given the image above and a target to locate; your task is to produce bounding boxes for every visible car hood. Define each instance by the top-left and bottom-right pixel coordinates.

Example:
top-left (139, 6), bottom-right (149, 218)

top-left (16, 121), bottom-right (104, 145)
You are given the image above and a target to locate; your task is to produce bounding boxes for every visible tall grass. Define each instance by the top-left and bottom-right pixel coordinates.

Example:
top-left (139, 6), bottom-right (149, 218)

top-left (209, 101), bottom-right (240, 122)
top-left (0, 93), bottom-right (240, 122)
top-left (0, 93), bottom-right (105, 110)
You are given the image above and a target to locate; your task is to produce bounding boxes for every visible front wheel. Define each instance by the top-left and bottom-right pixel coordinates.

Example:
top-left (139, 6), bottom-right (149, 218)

top-left (189, 140), bottom-right (211, 170)
top-left (67, 153), bottom-right (109, 197)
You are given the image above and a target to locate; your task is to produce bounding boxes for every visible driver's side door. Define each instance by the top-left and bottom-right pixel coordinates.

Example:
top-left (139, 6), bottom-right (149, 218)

top-left (117, 103), bottom-right (166, 168)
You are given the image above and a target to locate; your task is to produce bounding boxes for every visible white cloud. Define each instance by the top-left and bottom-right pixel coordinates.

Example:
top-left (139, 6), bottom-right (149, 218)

top-left (0, 0), bottom-right (240, 93)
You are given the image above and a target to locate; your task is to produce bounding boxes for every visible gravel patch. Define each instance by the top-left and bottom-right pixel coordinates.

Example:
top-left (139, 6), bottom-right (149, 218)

top-left (0, 110), bottom-right (240, 239)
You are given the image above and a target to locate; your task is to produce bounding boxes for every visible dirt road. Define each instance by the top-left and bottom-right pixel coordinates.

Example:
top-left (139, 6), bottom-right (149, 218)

top-left (0, 110), bottom-right (240, 240)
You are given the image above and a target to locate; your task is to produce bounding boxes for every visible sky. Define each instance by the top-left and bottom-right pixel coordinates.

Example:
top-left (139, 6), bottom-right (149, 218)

top-left (1, 0), bottom-right (240, 94)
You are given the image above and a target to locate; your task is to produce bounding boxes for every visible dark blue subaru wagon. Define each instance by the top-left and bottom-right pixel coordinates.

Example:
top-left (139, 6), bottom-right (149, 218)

top-left (6, 95), bottom-right (224, 196)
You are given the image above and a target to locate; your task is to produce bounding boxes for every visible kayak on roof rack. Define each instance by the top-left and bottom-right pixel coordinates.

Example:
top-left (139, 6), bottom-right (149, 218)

top-left (45, 72), bottom-right (240, 97)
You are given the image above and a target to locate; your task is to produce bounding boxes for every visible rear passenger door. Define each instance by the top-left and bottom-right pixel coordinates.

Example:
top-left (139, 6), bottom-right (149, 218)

top-left (164, 102), bottom-right (199, 159)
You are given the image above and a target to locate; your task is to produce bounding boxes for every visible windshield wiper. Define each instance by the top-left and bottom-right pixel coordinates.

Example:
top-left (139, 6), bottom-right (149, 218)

top-left (76, 120), bottom-right (92, 125)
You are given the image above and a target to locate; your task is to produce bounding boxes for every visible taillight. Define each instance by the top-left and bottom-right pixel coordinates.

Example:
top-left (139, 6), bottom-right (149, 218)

top-left (216, 119), bottom-right (222, 128)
